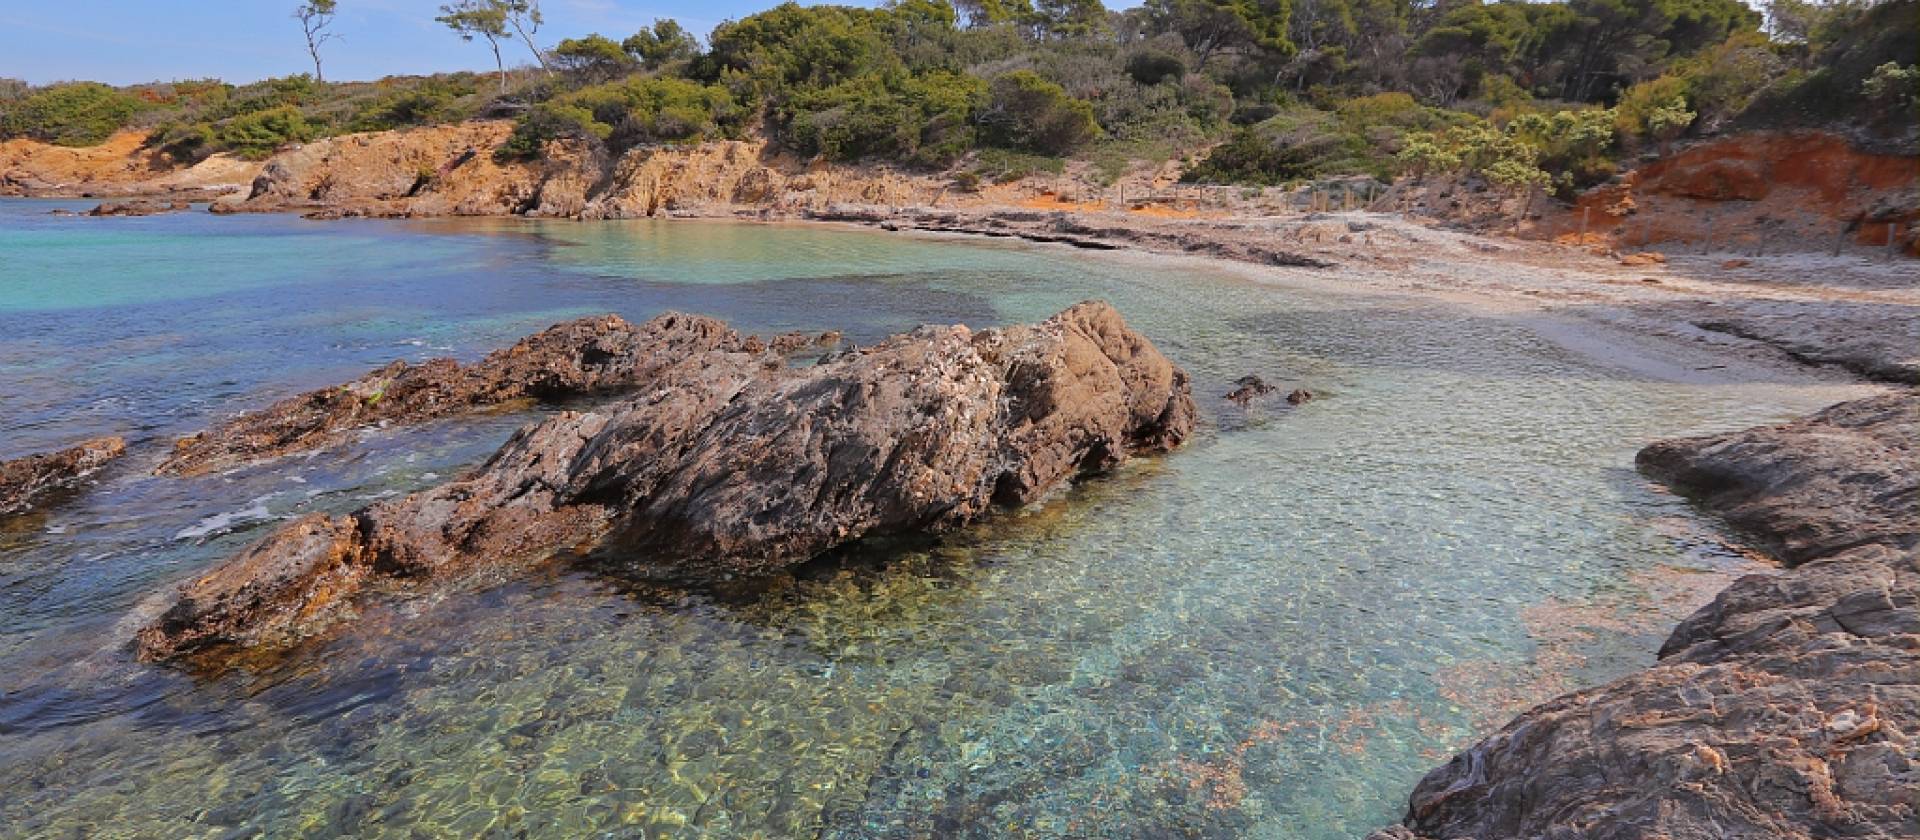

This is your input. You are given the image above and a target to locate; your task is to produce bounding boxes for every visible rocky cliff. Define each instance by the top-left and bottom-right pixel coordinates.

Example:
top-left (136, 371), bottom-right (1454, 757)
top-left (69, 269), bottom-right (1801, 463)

top-left (0, 131), bottom-right (258, 198)
top-left (219, 121), bottom-right (947, 219)
top-left (1545, 132), bottom-right (1920, 256)
top-left (1376, 393), bottom-right (1919, 840)
top-left (135, 301), bottom-right (1196, 661)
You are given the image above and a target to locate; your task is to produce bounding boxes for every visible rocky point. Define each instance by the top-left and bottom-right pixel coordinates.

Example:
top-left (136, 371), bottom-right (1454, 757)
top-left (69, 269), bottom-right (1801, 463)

top-left (135, 301), bottom-right (1196, 660)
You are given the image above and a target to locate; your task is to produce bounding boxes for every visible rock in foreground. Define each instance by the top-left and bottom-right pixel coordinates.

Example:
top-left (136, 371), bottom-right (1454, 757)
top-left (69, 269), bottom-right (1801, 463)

top-left (155, 313), bottom-right (746, 476)
top-left (1378, 393), bottom-right (1919, 840)
top-left (0, 437), bottom-right (127, 516)
top-left (136, 302), bottom-right (1195, 660)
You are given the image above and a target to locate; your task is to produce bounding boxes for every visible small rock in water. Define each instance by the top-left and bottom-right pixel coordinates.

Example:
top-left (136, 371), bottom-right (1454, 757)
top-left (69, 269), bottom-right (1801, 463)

top-left (1286, 388), bottom-right (1314, 405)
top-left (87, 199), bottom-right (190, 217)
top-left (1224, 375), bottom-right (1277, 405)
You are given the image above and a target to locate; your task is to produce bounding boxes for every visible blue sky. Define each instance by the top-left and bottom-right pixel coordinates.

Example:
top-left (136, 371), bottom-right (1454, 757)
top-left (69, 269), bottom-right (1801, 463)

top-left (0, 0), bottom-right (883, 86)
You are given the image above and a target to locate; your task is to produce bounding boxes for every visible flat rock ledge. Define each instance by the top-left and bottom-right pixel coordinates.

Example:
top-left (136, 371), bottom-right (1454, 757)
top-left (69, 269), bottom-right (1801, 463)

top-left (1374, 392), bottom-right (1919, 840)
top-left (156, 312), bottom-right (760, 476)
top-left (0, 437), bottom-right (127, 516)
top-left (135, 301), bottom-right (1195, 661)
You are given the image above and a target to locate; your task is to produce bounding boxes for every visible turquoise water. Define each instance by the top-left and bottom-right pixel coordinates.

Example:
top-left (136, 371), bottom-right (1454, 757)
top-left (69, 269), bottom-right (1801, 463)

top-left (0, 198), bottom-right (1862, 837)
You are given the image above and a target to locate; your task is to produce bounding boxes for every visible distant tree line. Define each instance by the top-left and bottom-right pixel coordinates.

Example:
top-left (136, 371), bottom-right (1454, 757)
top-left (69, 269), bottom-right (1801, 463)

top-left (0, 0), bottom-right (1912, 195)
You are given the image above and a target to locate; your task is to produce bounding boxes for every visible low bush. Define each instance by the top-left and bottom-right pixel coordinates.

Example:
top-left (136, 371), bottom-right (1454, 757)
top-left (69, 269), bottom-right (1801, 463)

top-left (499, 77), bottom-right (744, 159)
top-left (1124, 49), bottom-right (1186, 86)
top-left (217, 105), bottom-right (315, 158)
top-left (979, 70), bottom-right (1099, 155)
top-left (0, 82), bottom-right (142, 146)
top-left (781, 71), bottom-right (986, 165)
top-left (350, 76), bottom-right (481, 131)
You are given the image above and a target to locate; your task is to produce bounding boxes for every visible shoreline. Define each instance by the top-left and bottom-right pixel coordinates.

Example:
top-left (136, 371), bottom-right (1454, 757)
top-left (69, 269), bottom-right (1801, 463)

top-left (19, 183), bottom-right (1917, 387)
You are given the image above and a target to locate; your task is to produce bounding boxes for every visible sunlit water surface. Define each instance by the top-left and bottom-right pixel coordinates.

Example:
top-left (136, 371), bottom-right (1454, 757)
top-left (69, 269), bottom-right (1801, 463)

top-left (0, 199), bottom-right (1864, 838)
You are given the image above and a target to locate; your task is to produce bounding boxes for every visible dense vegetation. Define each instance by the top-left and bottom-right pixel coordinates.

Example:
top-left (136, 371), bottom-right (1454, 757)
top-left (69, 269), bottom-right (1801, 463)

top-left (2, 0), bottom-right (1913, 193)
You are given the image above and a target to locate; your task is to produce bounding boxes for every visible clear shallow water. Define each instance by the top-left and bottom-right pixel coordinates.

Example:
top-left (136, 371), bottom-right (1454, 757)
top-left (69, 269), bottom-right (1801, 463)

top-left (0, 198), bottom-right (1866, 838)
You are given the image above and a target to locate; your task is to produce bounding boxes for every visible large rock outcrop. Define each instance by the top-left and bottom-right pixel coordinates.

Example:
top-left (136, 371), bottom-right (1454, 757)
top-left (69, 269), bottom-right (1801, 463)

top-left (1378, 393), bottom-right (1920, 840)
top-left (1638, 394), bottom-right (1917, 564)
top-left (135, 302), bottom-right (1195, 660)
top-left (0, 437), bottom-right (127, 516)
top-left (156, 313), bottom-right (746, 476)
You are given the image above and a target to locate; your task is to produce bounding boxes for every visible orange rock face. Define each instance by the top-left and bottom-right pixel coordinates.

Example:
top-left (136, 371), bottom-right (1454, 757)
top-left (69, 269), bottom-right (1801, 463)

top-left (1546, 132), bottom-right (1920, 256)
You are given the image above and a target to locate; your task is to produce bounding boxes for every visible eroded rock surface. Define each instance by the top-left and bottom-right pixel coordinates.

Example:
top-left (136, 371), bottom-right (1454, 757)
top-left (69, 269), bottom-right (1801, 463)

top-left (0, 437), bottom-right (126, 515)
top-left (1637, 394), bottom-right (1917, 565)
top-left (155, 313), bottom-right (745, 476)
top-left (1377, 392), bottom-right (1920, 840)
top-left (136, 302), bottom-right (1195, 660)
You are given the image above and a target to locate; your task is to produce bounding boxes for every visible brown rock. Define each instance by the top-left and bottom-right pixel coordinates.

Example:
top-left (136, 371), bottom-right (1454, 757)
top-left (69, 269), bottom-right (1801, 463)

top-left (0, 436), bottom-right (127, 515)
top-left (1383, 393), bottom-right (1920, 840)
top-left (1285, 388), bottom-right (1313, 405)
top-left (156, 312), bottom-right (745, 476)
top-left (1619, 251), bottom-right (1667, 266)
top-left (135, 302), bottom-right (1195, 660)
top-left (1636, 394), bottom-right (1917, 565)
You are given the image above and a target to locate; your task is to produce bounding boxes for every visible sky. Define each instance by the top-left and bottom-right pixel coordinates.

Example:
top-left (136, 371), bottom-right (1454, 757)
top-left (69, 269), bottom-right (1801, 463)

top-left (0, 0), bottom-right (887, 86)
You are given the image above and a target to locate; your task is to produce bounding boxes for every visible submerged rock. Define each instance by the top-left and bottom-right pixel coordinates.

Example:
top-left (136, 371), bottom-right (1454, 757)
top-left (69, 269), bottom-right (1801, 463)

top-left (136, 302), bottom-right (1195, 660)
top-left (155, 313), bottom-right (745, 476)
top-left (87, 200), bottom-right (189, 217)
top-left (1224, 377), bottom-right (1314, 408)
top-left (1224, 375), bottom-right (1277, 405)
top-left (1379, 392), bottom-right (1920, 840)
top-left (0, 436), bottom-right (126, 515)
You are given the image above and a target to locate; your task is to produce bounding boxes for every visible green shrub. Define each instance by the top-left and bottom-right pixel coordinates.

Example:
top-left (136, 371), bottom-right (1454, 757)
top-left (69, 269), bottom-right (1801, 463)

top-left (499, 77), bottom-right (743, 159)
top-left (553, 34), bottom-right (637, 82)
top-left (1508, 106), bottom-right (1619, 186)
top-left (980, 70), bottom-right (1099, 155)
top-left (217, 105), bottom-right (315, 158)
top-left (147, 122), bottom-right (218, 164)
top-left (624, 19), bottom-right (701, 70)
top-left (782, 71), bottom-right (986, 165)
top-left (214, 75), bottom-right (319, 122)
top-left (0, 82), bottom-right (142, 146)
top-left (1862, 62), bottom-right (1920, 108)
top-left (350, 76), bottom-right (479, 131)
top-left (1124, 49), bottom-right (1186, 86)
top-left (1183, 107), bottom-right (1379, 184)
